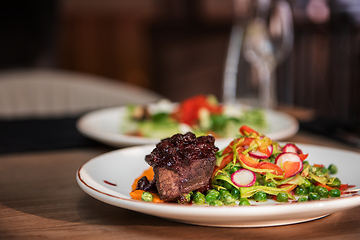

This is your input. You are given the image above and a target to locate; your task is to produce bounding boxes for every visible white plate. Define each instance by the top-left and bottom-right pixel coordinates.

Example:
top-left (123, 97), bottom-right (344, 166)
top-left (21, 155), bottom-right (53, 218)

top-left (76, 143), bottom-right (360, 227)
top-left (77, 106), bottom-right (299, 147)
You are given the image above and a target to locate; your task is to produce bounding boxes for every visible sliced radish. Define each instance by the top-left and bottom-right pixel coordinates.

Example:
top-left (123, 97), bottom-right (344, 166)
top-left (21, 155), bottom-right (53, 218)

top-left (275, 152), bottom-right (303, 178)
top-left (231, 169), bottom-right (256, 187)
top-left (282, 143), bottom-right (303, 155)
top-left (249, 145), bottom-right (273, 159)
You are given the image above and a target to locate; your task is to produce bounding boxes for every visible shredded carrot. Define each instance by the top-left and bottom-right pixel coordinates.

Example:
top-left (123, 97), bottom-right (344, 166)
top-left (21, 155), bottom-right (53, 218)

top-left (129, 190), bottom-right (145, 201)
top-left (314, 182), bottom-right (333, 191)
top-left (129, 167), bottom-right (165, 203)
top-left (314, 182), bottom-right (350, 193)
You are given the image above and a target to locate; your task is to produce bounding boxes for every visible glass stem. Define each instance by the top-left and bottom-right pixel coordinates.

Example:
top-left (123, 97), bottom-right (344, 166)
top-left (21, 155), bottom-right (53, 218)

top-left (257, 63), bottom-right (276, 109)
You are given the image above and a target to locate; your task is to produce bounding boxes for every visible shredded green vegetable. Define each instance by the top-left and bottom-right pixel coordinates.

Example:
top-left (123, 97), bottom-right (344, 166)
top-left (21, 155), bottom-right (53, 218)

top-left (189, 126), bottom-right (348, 206)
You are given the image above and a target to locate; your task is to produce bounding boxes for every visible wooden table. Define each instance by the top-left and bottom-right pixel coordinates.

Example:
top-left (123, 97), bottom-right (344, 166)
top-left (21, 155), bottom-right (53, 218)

top-left (1, 130), bottom-right (360, 239)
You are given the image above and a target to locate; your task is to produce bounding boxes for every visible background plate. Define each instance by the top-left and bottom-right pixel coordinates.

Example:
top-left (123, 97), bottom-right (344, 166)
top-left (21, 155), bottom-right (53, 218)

top-left (77, 106), bottom-right (299, 147)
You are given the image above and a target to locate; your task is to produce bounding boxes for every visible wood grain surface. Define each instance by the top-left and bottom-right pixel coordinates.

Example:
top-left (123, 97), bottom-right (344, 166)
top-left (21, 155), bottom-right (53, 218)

top-left (1, 131), bottom-right (360, 239)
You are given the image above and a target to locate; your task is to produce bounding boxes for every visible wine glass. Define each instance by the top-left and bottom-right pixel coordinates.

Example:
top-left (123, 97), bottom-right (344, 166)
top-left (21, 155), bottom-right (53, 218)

top-left (223, 0), bottom-right (293, 109)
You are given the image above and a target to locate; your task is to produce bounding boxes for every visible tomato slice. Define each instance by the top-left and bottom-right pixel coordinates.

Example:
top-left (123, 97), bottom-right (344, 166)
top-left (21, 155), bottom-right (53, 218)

top-left (173, 95), bottom-right (223, 126)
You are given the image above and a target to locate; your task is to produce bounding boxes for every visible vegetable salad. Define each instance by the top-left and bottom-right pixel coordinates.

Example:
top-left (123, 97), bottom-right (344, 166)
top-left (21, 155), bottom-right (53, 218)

top-left (207, 125), bottom-right (348, 205)
top-left (121, 95), bottom-right (267, 139)
top-left (130, 125), bottom-right (351, 205)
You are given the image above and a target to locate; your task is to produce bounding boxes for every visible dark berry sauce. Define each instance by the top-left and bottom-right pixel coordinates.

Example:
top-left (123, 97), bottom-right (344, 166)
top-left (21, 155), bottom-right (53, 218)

top-left (145, 132), bottom-right (219, 173)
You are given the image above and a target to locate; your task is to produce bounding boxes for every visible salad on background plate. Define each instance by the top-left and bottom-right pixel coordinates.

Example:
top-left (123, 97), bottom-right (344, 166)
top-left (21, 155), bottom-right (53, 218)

top-left (76, 95), bottom-right (298, 147)
top-left (121, 95), bottom-right (267, 139)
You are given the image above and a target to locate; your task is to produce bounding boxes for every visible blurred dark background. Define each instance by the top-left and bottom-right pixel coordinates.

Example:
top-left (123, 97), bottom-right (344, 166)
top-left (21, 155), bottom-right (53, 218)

top-left (1, 0), bottom-right (360, 151)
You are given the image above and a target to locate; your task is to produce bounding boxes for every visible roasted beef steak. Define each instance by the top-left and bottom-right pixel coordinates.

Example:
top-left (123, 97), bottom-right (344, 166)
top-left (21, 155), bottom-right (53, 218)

top-left (144, 132), bottom-right (219, 201)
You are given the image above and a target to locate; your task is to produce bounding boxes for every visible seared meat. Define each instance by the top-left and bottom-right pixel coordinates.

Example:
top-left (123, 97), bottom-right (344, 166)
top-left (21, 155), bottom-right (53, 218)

top-left (145, 132), bottom-right (218, 201)
top-left (153, 158), bottom-right (215, 200)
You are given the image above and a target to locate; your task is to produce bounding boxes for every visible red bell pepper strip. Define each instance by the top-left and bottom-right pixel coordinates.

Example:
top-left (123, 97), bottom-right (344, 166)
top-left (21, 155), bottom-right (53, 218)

top-left (298, 153), bottom-right (309, 161)
top-left (222, 139), bottom-right (237, 156)
top-left (218, 153), bottom-right (233, 169)
top-left (212, 166), bottom-right (221, 177)
top-left (237, 153), bottom-right (259, 168)
top-left (240, 125), bottom-right (259, 136)
top-left (241, 137), bottom-right (256, 147)
top-left (222, 137), bottom-right (254, 156)
top-left (212, 153), bottom-right (234, 176)
top-left (257, 162), bottom-right (284, 176)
